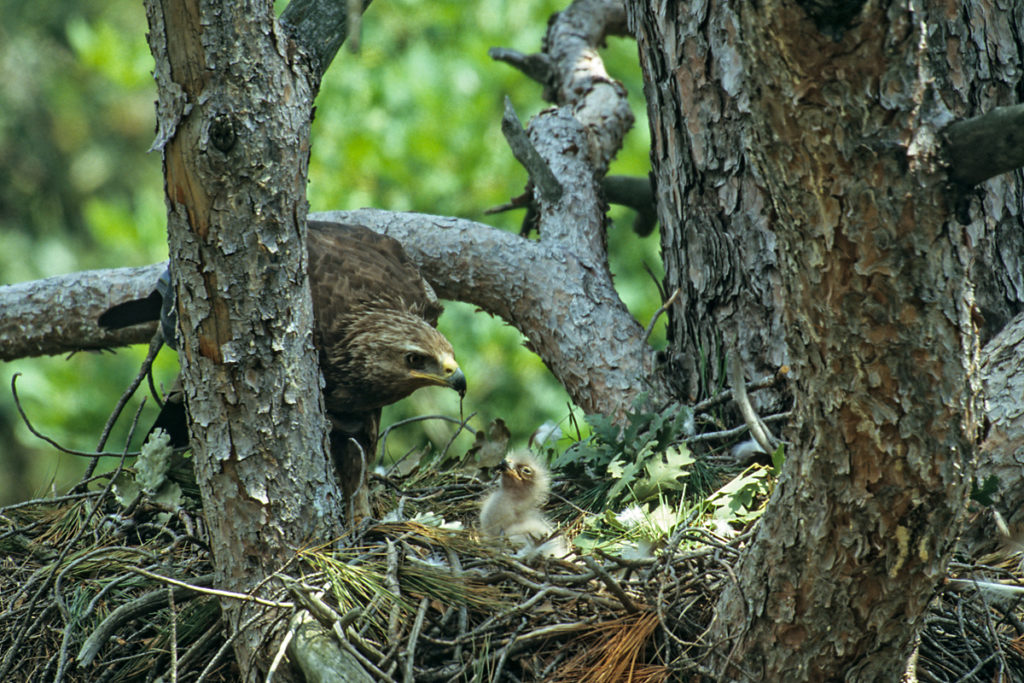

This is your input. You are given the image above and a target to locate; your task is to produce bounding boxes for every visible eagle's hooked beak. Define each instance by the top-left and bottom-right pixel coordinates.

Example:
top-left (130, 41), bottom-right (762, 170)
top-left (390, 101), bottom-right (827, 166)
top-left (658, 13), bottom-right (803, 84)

top-left (447, 367), bottom-right (467, 397)
top-left (409, 356), bottom-right (467, 397)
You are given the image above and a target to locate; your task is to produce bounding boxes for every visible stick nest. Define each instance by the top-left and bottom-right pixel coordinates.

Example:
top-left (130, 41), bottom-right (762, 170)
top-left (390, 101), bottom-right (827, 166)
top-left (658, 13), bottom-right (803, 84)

top-left (1, 458), bottom-right (1023, 682)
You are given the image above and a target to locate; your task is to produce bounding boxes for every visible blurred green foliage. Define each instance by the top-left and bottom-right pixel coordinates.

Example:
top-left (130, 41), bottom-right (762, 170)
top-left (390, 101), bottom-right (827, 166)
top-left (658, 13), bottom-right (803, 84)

top-left (0, 0), bottom-right (664, 504)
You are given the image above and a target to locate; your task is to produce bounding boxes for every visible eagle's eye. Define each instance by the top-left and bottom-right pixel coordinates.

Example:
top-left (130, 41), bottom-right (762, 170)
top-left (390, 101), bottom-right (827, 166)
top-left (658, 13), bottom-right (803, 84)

top-left (519, 466), bottom-right (533, 477)
top-left (405, 352), bottom-right (431, 370)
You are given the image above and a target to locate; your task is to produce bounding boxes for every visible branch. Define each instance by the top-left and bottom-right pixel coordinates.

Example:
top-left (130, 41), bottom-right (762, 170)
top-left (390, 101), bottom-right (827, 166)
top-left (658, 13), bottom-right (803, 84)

top-left (603, 175), bottom-right (657, 236)
top-left (279, 0), bottom-right (373, 85)
top-left (943, 104), bottom-right (1024, 186)
top-left (488, 47), bottom-right (553, 91)
top-left (501, 97), bottom-right (563, 203)
top-left (0, 263), bottom-right (165, 361)
top-left (539, 0), bottom-right (633, 177)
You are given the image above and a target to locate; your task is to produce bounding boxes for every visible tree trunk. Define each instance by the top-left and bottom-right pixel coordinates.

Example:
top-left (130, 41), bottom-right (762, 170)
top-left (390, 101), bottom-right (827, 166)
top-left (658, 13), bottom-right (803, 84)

top-left (629, 1), bottom-right (1022, 678)
top-left (629, 0), bottom-right (785, 407)
top-left (143, 0), bottom-right (343, 679)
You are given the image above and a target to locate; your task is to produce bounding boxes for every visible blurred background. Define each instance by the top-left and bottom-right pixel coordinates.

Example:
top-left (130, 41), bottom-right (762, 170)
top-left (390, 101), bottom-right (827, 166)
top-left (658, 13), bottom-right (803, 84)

top-left (0, 0), bottom-right (663, 505)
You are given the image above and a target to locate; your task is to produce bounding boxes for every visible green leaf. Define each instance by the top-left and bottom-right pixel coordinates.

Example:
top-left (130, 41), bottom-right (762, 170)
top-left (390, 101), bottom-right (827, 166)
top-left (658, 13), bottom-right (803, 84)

top-left (770, 443), bottom-right (786, 475)
top-left (640, 445), bottom-right (694, 495)
top-left (606, 459), bottom-right (641, 503)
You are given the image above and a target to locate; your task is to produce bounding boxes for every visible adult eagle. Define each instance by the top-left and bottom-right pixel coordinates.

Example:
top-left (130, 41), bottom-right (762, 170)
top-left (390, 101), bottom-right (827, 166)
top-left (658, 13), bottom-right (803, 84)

top-left (100, 221), bottom-right (466, 516)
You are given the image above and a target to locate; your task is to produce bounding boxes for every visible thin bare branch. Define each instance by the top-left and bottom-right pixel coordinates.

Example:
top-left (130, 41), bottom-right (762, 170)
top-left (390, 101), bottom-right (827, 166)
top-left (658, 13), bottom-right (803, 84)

top-left (501, 97), bottom-right (563, 203)
top-left (488, 47), bottom-right (553, 90)
top-left (10, 374), bottom-right (140, 459)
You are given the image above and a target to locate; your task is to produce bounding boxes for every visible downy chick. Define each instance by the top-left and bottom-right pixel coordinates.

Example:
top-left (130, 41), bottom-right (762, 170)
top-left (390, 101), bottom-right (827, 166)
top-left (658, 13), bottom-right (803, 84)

top-left (480, 452), bottom-right (567, 558)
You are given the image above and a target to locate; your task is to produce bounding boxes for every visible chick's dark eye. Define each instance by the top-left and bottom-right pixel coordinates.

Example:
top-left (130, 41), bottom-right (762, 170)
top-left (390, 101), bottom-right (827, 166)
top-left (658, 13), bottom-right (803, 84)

top-left (405, 352), bottom-right (430, 370)
top-left (520, 466), bottom-right (533, 476)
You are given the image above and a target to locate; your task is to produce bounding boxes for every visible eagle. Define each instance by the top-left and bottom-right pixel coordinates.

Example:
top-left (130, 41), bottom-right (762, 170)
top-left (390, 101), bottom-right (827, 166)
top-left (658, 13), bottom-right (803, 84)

top-left (100, 221), bottom-right (466, 517)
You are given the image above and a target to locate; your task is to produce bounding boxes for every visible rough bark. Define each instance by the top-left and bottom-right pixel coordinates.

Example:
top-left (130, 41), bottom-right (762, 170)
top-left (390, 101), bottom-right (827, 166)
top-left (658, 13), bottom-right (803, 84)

top-left (699, 3), bottom-right (985, 679)
top-left (627, 1), bottom-right (784, 406)
top-left (0, 263), bottom-right (165, 361)
top-left (142, 0), bottom-right (345, 679)
top-left (964, 310), bottom-right (1024, 554)
top-left (627, 0), bottom-right (1023, 677)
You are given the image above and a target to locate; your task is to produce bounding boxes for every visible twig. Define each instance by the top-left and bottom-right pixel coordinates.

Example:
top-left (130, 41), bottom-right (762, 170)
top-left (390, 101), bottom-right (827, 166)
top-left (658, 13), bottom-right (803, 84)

top-left (174, 622), bottom-right (223, 678)
top-left (84, 328), bottom-right (166, 486)
top-left (439, 410), bottom-right (477, 461)
top-left (688, 411), bottom-right (791, 446)
top-left (386, 539), bottom-right (403, 645)
top-left (693, 369), bottom-right (789, 413)
top-left (332, 623), bottom-right (398, 683)
top-left (0, 490), bottom-right (102, 515)
top-left (727, 347), bottom-right (777, 454)
top-left (10, 373), bottom-right (140, 459)
top-left (348, 436), bottom-right (367, 524)
top-left (147, 358), bottom-right (165, 409)
top-left (403, 597), bottom-right (429, 683)
top-left (488, 47), bottom-right (553, 88)
top-left (196, 609), bottom-right (265, 683)
top-left (483, 189), bottom-right (532, 216)
top-left (491, 615), bottom-right (527, 682)
top-left (126, 566), bottom-right (293, 608)
top-left (643, 288), bottom-right (680, 343)
top-left (493, 620), bottom-right (591, 646)
top-left (266, 610), bottom-right (298, 683)
top-left (947, 579), bottom-right (1024, 598)
top-left (581, 555), bottom-right (639, 614)
top-left (167, 586), bottom-right (179, 683)
top-left (378, 414), bottom-right (477, 466)
top-left (445, 548), bottom-right (468, 665)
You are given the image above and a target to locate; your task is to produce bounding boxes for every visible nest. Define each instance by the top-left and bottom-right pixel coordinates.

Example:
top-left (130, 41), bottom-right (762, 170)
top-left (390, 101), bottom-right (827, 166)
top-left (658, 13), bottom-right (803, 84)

top-left (2, 373), bottom-right (1022, 681)
top-left (2, 457), bottom-right (1023, 683)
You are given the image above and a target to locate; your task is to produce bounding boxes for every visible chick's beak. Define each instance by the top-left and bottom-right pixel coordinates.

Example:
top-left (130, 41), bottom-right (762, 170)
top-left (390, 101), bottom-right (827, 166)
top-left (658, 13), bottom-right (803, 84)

top-left (496, 459), bottom-right (520, 480)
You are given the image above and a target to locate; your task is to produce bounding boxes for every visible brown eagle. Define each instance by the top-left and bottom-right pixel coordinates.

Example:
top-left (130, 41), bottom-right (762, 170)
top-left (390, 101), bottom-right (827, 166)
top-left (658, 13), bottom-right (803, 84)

top-left (100, 221), bottom-right (466, 516)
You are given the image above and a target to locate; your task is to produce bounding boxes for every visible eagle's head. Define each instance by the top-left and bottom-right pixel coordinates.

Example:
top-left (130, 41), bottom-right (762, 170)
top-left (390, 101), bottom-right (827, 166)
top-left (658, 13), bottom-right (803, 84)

top-left (496, 452), bottom-right (550, 507)
top-left (325, 309), bottom-right (466, 411)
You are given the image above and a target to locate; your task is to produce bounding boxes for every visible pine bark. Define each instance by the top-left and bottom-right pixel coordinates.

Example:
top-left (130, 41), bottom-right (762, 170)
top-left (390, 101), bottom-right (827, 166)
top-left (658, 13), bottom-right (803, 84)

top-left (628, 2), bottom-right (784, 405)
top-left (143, 0), bottom-right (343, 679)
top-left (628, 0), bottom-right (1022, 678)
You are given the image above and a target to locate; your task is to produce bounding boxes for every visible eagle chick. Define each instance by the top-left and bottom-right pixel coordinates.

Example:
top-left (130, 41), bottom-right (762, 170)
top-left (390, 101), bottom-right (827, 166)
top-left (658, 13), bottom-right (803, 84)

top-left (480, 452), bottom-right (567, 558)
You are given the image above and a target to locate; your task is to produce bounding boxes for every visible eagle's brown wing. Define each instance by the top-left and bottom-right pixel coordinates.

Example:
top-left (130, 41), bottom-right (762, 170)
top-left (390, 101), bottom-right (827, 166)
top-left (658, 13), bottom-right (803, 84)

top-left (305, 222), bottom-right (453, 518)
top-left (307, 221), bottom-right (442, 328)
